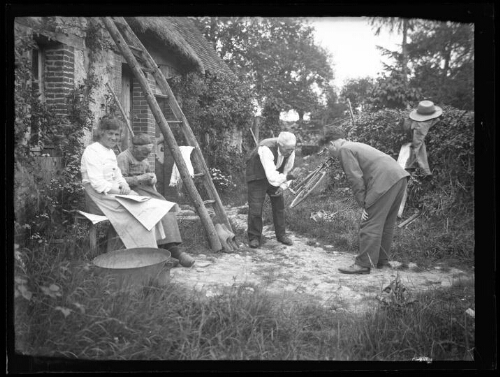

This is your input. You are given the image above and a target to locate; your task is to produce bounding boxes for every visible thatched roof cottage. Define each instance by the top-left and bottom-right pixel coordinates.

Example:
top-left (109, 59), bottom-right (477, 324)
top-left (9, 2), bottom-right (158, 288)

top-left (14, 16), bottom-right (236, 196)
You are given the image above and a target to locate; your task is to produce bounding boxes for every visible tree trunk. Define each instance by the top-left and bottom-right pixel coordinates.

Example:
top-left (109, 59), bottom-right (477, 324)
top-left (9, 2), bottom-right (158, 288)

top-left (440, 47), bottom-right (452, 100)
top-left (401, 18), bottom-right (409, 85)
top-left (253, 116), bottom-right (260, 143)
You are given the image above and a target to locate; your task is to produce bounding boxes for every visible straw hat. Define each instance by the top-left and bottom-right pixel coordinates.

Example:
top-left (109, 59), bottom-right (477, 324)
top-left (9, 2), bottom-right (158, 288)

top-left (409, 100), bottom-right (443, 121)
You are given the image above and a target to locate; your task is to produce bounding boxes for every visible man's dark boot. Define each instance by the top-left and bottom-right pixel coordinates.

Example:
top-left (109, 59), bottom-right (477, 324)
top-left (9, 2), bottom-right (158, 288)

top-left (249, 239), bottom-right (260, 248)
top-left (158, 244), bottom-right (180, 267)
top-left (277, 235), bottom-right (293, 246)
top-left (167, 258), bottom-right (180, 268)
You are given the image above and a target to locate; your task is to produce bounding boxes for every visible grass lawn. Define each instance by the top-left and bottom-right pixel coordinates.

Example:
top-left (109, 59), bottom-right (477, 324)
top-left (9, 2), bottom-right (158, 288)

top-left (11, 152), bottom-right (476, 365)
top-left (280, 153), bottom-right (475, 273)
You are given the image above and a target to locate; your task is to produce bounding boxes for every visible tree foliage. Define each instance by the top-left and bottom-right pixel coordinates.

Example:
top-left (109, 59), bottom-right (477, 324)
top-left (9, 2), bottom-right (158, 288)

top-left (339, 77), bottom-right (375, 113)
top-left (368, 18), bottom-right (474, 111)
top-left (369, 17), bottom-right (415, 85)
top-left (407, 21), bottom-right (474, 110)
top-left (367, 70), bottom-right (422, 110)
top-left (169, 71), bottom-right (255, 180)
top-left (311, 86), bottom-right (348, 127)
top-left (192, 17), bottom-right (334, 121)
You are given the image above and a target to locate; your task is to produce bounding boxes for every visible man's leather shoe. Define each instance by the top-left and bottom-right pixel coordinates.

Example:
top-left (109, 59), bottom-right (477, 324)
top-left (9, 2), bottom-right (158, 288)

top-left (249, 239), bottom-right (260, 248)
top-left (338, 264), bottom-right (370, 274)
top-left (277, 236), bottom-right (293, 246)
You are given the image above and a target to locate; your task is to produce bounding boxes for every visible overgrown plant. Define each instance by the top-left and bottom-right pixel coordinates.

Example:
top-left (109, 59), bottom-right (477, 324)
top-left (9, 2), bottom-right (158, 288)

top-left (169, 71), bottom-right (255, 187)
top-left (14, 20), bottom-right (100, 246)
top-left (342, 106), bottom-right (474, 218)
top-left (14, 26), bottom-right (68, 243)
top-left (57, 74), bottom-right (99, 211)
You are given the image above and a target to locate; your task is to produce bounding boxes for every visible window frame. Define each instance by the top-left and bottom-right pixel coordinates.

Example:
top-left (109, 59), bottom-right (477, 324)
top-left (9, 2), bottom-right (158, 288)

top-left (31, 44), bottom-right (45, 102)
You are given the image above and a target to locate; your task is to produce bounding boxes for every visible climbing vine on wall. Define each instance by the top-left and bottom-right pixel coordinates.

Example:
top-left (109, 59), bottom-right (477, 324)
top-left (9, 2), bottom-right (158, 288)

top-left (14, 18), bottom-right (104, 245)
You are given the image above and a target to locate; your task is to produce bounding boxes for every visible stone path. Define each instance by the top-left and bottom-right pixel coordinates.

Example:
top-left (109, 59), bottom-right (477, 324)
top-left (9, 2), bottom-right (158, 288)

top-left (170, 206), bottom-right (473, 314)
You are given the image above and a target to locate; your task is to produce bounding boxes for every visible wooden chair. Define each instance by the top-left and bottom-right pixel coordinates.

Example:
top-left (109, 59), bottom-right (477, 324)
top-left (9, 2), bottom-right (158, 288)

top-left (64, 209), bottom-right (110, 254)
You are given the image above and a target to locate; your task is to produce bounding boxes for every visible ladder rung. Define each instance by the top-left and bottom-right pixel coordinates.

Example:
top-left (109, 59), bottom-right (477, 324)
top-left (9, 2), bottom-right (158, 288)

top-left (155, 93), bottom-right (168, 99)
top-left (103, 17), bottom-right (232, 250)
top-left (193, 172), bottom-right (205, 178)
top-left (129, 48), bottom-right (145, 61)
top-left (128, 44), bottom-right (142, 52)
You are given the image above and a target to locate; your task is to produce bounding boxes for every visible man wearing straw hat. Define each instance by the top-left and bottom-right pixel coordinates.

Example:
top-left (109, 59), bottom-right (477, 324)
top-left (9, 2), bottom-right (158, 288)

top-left (117, 133), bottom-right (195, 267)
top-left (245, 131), bottom-right (297, 249)
top-left (403, 100), bottom-right (443, 177)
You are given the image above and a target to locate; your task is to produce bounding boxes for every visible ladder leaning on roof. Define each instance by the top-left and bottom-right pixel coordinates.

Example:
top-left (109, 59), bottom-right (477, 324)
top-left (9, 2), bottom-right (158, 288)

top-left (101, 16), bottom-right (234, 252)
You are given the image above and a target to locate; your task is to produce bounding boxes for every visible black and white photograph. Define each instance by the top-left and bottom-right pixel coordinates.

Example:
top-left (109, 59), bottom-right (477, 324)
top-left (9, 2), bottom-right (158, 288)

top-left (5, 2), bottom-right (496, 373)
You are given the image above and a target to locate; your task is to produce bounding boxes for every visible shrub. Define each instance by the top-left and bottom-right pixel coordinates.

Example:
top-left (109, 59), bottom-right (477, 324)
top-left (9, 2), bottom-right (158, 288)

top-left (343, 106), bottom-right (474, 217)
top-left (169, 71), bottom-right (255, 186)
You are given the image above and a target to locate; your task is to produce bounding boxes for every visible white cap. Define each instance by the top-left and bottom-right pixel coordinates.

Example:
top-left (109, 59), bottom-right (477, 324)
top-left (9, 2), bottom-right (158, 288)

top-left (277, 131), bottom-right (296, 147)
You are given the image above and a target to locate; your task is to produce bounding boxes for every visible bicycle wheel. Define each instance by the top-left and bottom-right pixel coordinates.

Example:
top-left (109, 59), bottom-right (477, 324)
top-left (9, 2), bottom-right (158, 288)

top-left (290, 167), bottom-right (320, 192)
top-left (289, 171), bottom-right (327, 208)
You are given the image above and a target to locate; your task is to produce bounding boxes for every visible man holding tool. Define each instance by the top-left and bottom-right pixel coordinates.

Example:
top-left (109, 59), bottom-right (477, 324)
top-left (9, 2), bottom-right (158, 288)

top-left (245, 131), bottom-right (297, 248)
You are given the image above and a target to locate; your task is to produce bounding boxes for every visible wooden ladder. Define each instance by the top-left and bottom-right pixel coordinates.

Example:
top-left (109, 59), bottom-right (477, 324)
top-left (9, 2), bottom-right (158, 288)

top-left (101, 16), bottom-right (233, 251)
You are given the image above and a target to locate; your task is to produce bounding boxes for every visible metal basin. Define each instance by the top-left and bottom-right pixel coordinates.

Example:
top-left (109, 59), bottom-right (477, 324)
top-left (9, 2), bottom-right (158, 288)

top-left (93, 248), bottom-right (171, 291)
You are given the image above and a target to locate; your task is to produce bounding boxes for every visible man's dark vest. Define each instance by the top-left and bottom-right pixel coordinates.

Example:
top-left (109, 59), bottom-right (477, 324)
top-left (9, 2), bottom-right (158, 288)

top-left (246, 137), bottom-right (289, 182)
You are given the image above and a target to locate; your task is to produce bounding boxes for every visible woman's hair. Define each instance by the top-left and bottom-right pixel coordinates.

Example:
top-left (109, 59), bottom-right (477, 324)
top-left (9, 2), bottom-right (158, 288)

top-left (98, 115), bottom-right (123, 132)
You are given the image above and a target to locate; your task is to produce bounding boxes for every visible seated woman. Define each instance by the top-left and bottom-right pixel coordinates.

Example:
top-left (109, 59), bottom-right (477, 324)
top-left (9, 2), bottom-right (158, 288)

top-left (81, 116), bottom-right (194, 268)
top-left (117, 133), bottom-right (195, 267)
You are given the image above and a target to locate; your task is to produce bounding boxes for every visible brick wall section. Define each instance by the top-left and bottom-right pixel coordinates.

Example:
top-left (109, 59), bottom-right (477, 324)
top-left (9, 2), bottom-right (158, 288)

top-left (44, 45), bottom-right (75, 117)
top-left (132, 73), bottom-right (157, 171)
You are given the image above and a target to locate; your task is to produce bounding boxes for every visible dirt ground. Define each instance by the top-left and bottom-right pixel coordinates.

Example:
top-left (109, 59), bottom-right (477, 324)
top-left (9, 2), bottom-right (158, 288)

top-left (170, 205), bottom-right (474, 315)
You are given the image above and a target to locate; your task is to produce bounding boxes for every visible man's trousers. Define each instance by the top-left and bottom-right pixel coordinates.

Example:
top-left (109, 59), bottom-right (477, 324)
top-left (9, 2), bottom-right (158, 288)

top-left (247, 179), bottom-right (285, 242)
top-left (406, 118), bottom-right (437, 176)
top-left (355, 177), bottom-right (408, 268)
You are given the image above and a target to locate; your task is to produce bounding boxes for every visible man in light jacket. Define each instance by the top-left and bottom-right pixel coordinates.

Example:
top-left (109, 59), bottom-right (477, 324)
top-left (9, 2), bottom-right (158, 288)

top-left (321, 127), bottom-right (410, 274)
top-left (246, 131), bottom-right (297, 249)
top-left (400, 100), bottom-right (443, 176)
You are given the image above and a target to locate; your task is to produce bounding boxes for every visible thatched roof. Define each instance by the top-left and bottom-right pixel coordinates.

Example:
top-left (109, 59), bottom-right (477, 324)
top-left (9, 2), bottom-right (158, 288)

top-left (125, 17), bottom-right (236, 79)
top-left (15, 16), bottom-right (235, 79)
top-left (166, 17), bottom-right (237, 80)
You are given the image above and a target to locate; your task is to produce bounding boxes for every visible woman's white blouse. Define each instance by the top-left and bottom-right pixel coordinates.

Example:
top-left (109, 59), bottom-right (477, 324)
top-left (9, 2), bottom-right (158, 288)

top-left (81, 142), bottom-right (127, 194)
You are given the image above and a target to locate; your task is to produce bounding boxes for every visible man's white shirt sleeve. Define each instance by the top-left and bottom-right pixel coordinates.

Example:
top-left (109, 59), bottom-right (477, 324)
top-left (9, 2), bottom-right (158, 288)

top-left (258, 146), bottom-right (294, 189)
